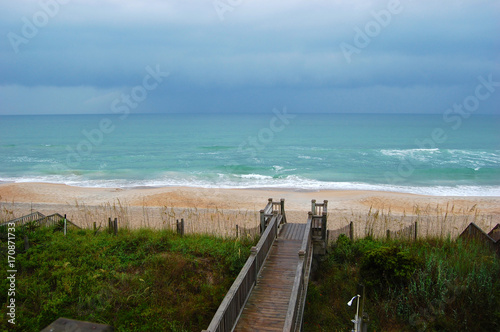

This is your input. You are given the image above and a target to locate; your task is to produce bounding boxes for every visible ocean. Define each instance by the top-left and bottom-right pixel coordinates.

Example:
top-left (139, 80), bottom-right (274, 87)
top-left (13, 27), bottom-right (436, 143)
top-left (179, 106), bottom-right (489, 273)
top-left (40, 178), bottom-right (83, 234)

top-left (0, 112), bottom-right (499, 196)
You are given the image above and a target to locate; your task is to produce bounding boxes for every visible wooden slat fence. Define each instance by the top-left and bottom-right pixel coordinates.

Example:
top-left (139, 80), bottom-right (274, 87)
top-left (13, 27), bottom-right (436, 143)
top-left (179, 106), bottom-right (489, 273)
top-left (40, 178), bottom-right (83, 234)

top-left (327, 222), bottom-right (353, 244)
top-left (236, 225), bottom-right (260, 239)
top-left (387, 222), bottom-right (417, 241)
top-left (327, 222), bottom-right (419, 244)
top-left (489, 224), bottom-right (500, 242)
top-left (460, 222), bottom-right (500, 256)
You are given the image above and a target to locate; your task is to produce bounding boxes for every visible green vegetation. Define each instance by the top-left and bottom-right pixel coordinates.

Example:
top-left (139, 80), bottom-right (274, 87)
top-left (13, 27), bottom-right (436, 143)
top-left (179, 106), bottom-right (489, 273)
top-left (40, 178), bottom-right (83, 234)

top-left (304, 235), bottom-right (500, 331)
top-left (3, 220), bottom-right (499, 332)
top-left (0, 226), bottom-right (256, 331)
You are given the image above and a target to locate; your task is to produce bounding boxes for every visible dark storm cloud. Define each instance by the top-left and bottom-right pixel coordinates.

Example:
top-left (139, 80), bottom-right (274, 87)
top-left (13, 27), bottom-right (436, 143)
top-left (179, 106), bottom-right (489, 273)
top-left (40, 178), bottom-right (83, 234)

top-left (0, 0), bottom-right (498, 114)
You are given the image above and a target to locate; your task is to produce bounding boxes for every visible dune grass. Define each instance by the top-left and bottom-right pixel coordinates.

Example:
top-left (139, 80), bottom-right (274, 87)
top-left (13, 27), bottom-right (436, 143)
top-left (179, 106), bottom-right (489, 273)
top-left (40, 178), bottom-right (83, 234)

top-left (330, 203), bottom-right (495, 240)
top-left (304, 235), bottom-right (500, 331)
top-left (0, 226), bottom-right (256, 331)
top-left (1, 198), bottom-right (498, 331)
top-left (67, 200), bottom-right (260, 238)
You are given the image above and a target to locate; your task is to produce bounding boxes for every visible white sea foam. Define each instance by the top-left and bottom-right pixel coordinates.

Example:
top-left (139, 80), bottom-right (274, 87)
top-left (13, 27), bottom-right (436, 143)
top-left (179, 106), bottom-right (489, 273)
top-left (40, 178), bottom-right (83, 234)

top-left (380, 148), bottom-right (440, 158)
top-left (379, 149), bottom-right (500, 169)
top-left (3, 174), bottom-right (499, 196)
top-left (9, 156), bottom-right (58, 164)
top-left (298, 155), bottom-right (323, 160)
top-left (447, 149), bottom-right (500, 164)
top-left (238, 174), bottom-right (273, 180)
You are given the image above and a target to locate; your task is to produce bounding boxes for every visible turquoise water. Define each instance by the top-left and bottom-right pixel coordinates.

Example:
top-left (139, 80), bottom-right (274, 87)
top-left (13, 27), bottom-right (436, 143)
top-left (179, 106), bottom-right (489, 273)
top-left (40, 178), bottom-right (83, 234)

top-left (0, 113), bottom-right (499, 196)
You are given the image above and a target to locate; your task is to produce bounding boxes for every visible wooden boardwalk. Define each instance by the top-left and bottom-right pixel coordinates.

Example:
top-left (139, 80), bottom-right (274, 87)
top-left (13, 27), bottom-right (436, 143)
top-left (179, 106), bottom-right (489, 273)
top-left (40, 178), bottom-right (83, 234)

top-left (234, 223), bottom-right (306, 332)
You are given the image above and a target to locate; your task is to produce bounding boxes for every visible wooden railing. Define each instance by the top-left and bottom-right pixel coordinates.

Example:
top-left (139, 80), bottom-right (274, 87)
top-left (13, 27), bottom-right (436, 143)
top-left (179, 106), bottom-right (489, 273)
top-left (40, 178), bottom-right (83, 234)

top-left (260, 198), bottom-right (286, 232)
top-left (283, 212), bottom-right (315, 332)
top-left (0, 211), bottom-right (46, 227)
top-left (203, 201), bottom-right (283, 332)
top-left (283, 200), bottom-right (328, 331)
top-left (311, 200), bottom-right (328, 242)
top-left (460, 222), bottom-right (500, 256)
top-left (311, 199), bottom-right (327, 216)
top-left (36, 213), bottom-right (81, 229)
top-left (0, 212), bottom-right (80, 230)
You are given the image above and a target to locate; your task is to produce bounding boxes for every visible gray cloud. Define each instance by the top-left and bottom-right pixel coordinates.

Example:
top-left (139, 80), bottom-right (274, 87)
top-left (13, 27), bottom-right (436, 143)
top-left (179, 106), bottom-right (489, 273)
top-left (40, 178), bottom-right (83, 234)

top-left (0, 0), bottom-right (498, 114)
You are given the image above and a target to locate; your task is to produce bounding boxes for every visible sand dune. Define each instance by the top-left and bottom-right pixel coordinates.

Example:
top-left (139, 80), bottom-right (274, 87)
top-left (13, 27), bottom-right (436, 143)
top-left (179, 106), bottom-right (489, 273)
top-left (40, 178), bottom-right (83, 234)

top-left (1, 182), bottom-right (498, 238)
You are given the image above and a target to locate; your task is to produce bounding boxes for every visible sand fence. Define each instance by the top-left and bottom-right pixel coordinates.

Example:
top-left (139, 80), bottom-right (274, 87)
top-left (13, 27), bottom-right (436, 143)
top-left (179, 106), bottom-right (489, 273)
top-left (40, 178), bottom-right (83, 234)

top-left (1, 199), bottom-right (497, 240)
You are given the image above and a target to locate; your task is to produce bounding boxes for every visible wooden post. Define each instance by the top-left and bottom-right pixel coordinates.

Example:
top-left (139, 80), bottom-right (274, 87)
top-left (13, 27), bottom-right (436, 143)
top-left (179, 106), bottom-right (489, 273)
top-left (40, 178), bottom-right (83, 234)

top-left (273, 211), bottom-right (278, 238)
top-left (323, 200), bottom-right (328, 214)
top-left (321, 212), bottom-right (327, 241)
top-left (280, 198), bottom-right (286, 223)
top-left (360, 284), bottom-right (367, 332)
top-left (108, 217), bottom-right (112, 234)
top-left (386, 229), bottom-right (391, 240)
top-left (93, 222), bottom-right (96, 232)
top-left (251, 246), bottom-right (258, 281)
top-left (349, 221), bottom-right (354, 241)
top-left (114, 218), bottom-right (118, 235)
top-left (311, 199), bottom-right (316, 215)
top-left (236, 224), bottom-right (239, 238)
top-left (64, 214), bottom-right (67, 236)
top-left (261, 209), bottom-right (265, 230)
top-left (176, 219), bottom-right (183, 236)
top-left (414, 221), bottom-right (418, 241)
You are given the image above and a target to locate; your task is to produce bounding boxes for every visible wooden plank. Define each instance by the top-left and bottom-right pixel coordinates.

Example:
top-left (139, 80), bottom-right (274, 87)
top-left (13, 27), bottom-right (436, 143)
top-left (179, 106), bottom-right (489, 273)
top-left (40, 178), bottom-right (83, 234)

top-left (234, 223), bottom-right (306, 332)
top-left (205, 216), bottom-right (281, 332)
top-left (280, 223), bottom-right (306, 241)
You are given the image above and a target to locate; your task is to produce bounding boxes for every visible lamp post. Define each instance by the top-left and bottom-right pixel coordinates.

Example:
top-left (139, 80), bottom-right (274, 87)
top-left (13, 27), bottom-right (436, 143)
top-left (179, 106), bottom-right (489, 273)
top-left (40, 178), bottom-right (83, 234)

top-left (348, 294), bottom-right (361, 332)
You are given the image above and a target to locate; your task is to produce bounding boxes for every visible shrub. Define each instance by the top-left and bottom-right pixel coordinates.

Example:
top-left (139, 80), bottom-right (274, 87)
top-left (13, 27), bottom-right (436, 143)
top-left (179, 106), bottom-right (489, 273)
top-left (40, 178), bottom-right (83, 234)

top-left (304, 237), bottom-right (500, 332)
top-left (360, 245), bottom-right (422, 289)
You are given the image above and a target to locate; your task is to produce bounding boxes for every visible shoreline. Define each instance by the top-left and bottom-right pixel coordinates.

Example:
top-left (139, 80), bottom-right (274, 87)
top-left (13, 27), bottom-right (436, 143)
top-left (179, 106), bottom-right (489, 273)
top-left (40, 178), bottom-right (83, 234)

top-left (1, 181), bottom-right (499, 210)
top-left (1, 179), bottom-right (499, 198)
top-left (1, 182), bottom-right (499, 238)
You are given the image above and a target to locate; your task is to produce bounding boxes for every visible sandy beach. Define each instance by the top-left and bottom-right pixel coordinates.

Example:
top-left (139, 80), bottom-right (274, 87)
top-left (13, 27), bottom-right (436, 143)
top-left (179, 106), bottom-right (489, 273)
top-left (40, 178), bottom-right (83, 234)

top-left (1, 182), bottom-right (499, 238)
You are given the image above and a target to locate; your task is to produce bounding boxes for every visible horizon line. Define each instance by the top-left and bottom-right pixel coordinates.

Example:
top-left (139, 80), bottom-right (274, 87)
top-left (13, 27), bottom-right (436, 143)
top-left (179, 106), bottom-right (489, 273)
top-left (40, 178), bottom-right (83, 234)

top-left (1, 111), bottom-right (499, 116)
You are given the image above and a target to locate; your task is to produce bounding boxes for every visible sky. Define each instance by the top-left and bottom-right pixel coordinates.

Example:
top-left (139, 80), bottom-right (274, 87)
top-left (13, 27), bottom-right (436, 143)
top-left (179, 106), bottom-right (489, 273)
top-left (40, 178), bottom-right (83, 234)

top-left (0, 0), bottom-right (499, 115)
